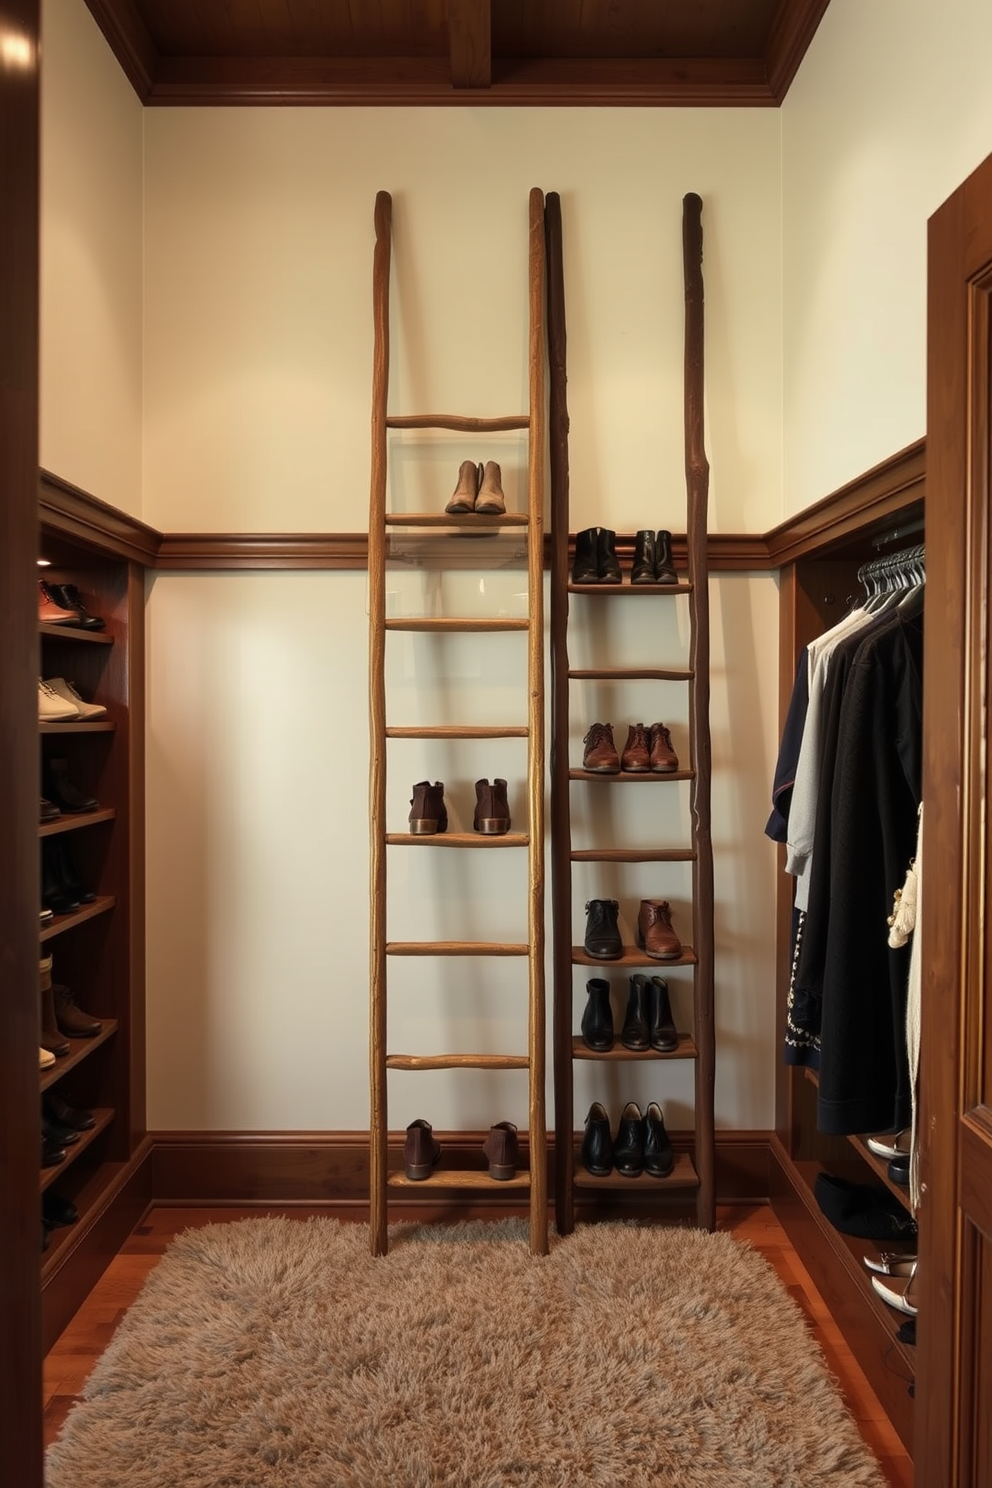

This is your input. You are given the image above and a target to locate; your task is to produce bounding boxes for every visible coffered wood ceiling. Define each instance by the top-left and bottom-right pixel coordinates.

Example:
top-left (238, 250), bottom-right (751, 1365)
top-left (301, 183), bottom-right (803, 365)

top-left (82, 0), bottom-right (831, 106)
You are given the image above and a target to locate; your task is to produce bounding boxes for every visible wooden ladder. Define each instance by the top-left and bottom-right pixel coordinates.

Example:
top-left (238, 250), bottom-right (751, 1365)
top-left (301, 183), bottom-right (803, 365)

top-left (547, 191), bottom-right (715, 1234)
top-left (368, 189), bottom-right (548, 1257)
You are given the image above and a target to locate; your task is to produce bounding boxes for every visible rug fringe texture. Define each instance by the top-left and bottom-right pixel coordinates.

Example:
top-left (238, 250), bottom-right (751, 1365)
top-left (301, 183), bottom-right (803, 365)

top-left (46, 1217), bottom-right (886, 1487)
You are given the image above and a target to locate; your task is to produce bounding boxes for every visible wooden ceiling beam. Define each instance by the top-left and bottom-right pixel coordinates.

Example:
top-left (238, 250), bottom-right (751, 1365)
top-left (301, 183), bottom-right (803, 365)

top-left (447, 0), bottom-right (491, 90)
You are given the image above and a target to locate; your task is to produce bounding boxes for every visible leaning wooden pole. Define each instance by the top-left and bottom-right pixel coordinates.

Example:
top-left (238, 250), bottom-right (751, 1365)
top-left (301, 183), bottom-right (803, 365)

top-left (682, 192), bottom-right (716, 1231)
top-left (369, 190), bottom-right (392, 1257)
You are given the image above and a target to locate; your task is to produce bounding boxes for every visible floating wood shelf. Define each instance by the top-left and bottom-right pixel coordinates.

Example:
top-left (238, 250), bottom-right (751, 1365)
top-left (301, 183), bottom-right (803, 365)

top-left (572, 1152), bottom-right (699, 1190)
top-left (386, 1053), bottom-right (529, 1071)
top-left (388, 1169), bottom-right (531, 1189)
top-left (40, 895), bottom-right (116, 943)
top-left (571, 945), bottom-right (698, 969)
top-left (39, 807), bottom-right (116, 838)
top-left (387, 941), bottom-right (529, 956)
top-left (386, 832), bottom-right (529, 848)
top-left (40, 1020), bottom-right (118, 1093)
top-left (570, 1035), bottom-right (698, 1061)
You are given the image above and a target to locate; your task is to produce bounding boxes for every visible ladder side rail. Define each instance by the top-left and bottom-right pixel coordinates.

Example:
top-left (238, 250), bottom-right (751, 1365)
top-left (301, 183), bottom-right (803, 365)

top-left (369, 189), bottom-right (393, 1256)
top-left (526, 186), bottom-right (549, 1256)
top-left (544, 190), bottom-right (576, 1236)
top-left (682, 192), bottom-right (716, 1231)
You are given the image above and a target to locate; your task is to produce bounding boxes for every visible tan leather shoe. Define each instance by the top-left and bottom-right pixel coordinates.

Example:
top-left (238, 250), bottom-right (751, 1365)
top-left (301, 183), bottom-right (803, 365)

top-left (475, 460), bottom-right (505, 514)
top-left (445, 459), bottom-right (481, 513)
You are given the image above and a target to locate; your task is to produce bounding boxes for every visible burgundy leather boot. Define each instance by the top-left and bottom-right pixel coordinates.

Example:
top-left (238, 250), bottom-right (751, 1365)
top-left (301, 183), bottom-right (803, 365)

top-left (474, 778), bottom-right (510, 834)
top-left (408, 781), bottom-right (447, 835)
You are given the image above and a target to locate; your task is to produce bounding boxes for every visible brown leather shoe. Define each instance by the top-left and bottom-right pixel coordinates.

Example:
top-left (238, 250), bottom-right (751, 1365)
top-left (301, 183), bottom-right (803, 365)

top-left (620, 722), bottom-right (651, 772)
top-left (37, 579), bottom-right (76, 625)
top-left (445, 459), bottom-right (481, 514)
top-left (53, 983), bottom-right (101, 1037)
top-left (474, 778), bottom-right (510, 834)
top-left (649, 722), bottom-right (679, 773)
top-left (409, 781), bottom-right (447, 835)
top-left (582, 722), bottom-right (620, 773)
top-left (475, 460), bottom-right (505, 514)
top-left (39, 955), bottom-right (69, 1056)
top-left (482, 1120), bottom-right (518, 1180)
top-left (637, 899), bottom-right (682, 961)
top-left (404, 1118), bottom-right (441, 1180)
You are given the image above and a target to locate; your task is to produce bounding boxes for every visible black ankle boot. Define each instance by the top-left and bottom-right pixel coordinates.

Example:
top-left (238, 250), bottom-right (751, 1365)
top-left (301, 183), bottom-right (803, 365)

top-left (580, 979), bottom-right (614, 1051)
top-left (571, 528), bottom-right (599, 584)
top-left (46, 757), bottom-right (98, 813)
top-left (51, 836), bottom-right (95, 905)
top-left (655, 529), bottom-right (677, 583)
top-left (648, 976), bottom-right (678, 1052)
top-left (597, 527), bottom-right (622, 583)
top-left (631, 530), bottom-right (657, 584)
top-left (613, 1101), bottom-right (646, 1177)
top-left (620, 974), bottom-right (651, 1050)
top-left (584, 899), bottom-right (622, 959)
top-left (41, 840), bottom-right (80, 914)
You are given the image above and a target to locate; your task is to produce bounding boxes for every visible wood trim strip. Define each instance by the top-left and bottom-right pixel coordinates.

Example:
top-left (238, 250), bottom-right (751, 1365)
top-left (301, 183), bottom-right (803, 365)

top-left (78, 0), bottom-right (157, 103)
top-left (765, 0), bottom-right (832, 104)
top-left (40, 470), bottom-right (160, 566)
top-left (154, 532), bottom-right (369, 569)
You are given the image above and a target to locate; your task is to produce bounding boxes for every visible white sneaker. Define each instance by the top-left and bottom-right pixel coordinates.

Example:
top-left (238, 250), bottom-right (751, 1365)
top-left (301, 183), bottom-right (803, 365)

top-left (43, 677), bottom-right (107, 720)
top-left (38, 679), bottom-right (79, 721)
top-left (866, 1128), bottom-right (910, 1160)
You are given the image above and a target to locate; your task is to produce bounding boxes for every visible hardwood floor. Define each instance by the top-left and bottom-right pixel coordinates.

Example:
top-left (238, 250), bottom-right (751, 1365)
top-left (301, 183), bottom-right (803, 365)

top-left (43, 1202), bottom-right (913, 1485)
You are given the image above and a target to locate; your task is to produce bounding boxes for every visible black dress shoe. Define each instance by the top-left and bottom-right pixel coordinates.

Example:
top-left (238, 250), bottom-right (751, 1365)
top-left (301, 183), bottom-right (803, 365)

top-left (42, 1116), bottom-right (80, 1147)
top-left (580, 979), bottom-right (614, 1051)
top-left (620, 975), bottom-right (651, 1051)
top-left (613, 1101), bottom-right (646, 1177)
top-left (571, 528), bottom-right (599, 584)
top-left (644, 1102), bottom-right (674, 1177)
top-left (42, 1137), bottom-right (66, 1168)
top-left (580, 1102), bottom-right (613, 1176)
top-left (40, 796), bottom-right (61, 821)
top-left (44, 1094), bottom-right (95, 1131)
top-left (43, 1191), bottom-right (79, 1227)
top-left (41, 840), bottom-right (80, 914)
top-left (648, 976), bottom-right (679, 1053)
top-left (630, 530), bottom-right (657, 584)
top-left (597, 527), bottom-right (622, 583)
top-left (51, 836), bottom-right (96, 904)
top-left (584, 899), bottom-right (622, 959)
top-left (888, 1153), bottom-right (911, 1187)
top-left (655, 530), bottom-right (677, 583)
top-left (46, 758), bottom-right (98, 813)
top-left (46, 582), bottom-right (105, 630)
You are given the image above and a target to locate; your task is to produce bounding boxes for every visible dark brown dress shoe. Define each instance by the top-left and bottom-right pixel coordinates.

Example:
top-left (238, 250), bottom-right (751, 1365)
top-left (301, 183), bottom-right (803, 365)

top-left (644, 1101), bottom-right (674, 1177)
top-left (482, 1121), bottom-right (518, 1180)
top-left (404, 1118), bottom-right (441, 1180)
top-left (584, 899), bottom-right (622, 959)
top-left (580, 1102), bottom-right (613, 1176)
top-left (648, 976), bottom-right (679, 1052)
top-left (40, 797), bottom-right (61, 821)
top-left (613, 1101), bottom-right (646, 1177)
top-left (582, 722), bottom-right (620, 773)
top-left (620, 723), bottom-right (651, 772)
top-left (580, 979), bottom-right (614, 1051)
top-left (648, 722), bottom-right (679, 772)
top-left (474, 778), bottom-right (510, 835)
top-left (637, 899), bottom-right (682, 960)
top-left (44, 1094), bottom-right (95, 1131)
top-left (53, 984), bottom-right (101, 1037)
top-left (46, 757), bottom-right (98, 813)
top-left (408, 781), bottom-right (447, 835)
top-left (620, 975), bottom-right (651, 1051)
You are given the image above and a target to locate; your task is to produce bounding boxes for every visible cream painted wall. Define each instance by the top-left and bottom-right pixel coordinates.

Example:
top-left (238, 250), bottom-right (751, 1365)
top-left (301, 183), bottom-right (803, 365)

top-left (142, 108), bottom-right (783, 534)
top-left (40, 0), bottom-right (143, 514)
top-left (145, 569), bottom-right (781, 1132)
top-left (781, 0), bottom-right (992, 514)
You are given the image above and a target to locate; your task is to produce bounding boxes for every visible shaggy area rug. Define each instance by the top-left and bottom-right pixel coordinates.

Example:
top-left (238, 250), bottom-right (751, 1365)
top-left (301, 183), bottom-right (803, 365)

top-left (46, 1217), bottom-right (885, 1488)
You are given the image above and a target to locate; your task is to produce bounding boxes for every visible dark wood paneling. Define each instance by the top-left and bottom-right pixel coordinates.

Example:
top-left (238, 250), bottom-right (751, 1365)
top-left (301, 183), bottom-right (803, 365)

top-left (0, 3), bottom-right (43, 1481)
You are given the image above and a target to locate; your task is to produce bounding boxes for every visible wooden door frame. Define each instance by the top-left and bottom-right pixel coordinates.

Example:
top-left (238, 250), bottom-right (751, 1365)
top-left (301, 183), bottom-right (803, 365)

top-left (0, 0), bottom-right (44, 1482)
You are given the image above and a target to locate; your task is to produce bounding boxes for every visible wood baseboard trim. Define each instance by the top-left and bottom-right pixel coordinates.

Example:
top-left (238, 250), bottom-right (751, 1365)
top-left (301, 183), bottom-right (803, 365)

top-left (148, 1129), bottom-right (772, 1208)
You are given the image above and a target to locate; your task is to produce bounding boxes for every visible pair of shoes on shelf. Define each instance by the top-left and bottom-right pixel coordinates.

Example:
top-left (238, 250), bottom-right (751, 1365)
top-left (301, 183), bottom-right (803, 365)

top-left (581, 976), bottom-right (677, 1053)
top-left (572, 527), bottom-right (621, 584)
top-left (581, 1100), bottom-right (673, 1178)
top-left (44, 757), bottom-right (98, 813)
top-left (40, 953), bottom-right (101, 1050)
top-left (409, 779), bottom-right (511, 836)
top-left (41, 836), bottom-right (96, 915)
top-left (630, 529), bottom-right (678, 584)
top-left (403, 1118), bottom-right (519, 1181)
top-left (584, 899), bottom-right (682, 962)
top-left (38, 677), bottom-right (107, 722)
top-left (582, 721), bottom-right (679, 774)
top-left (445, 460), bottom-right (506, 515)
top-left (870, 1258), bottom-right (919, 1316)
top-left (38, 579), bottom-right (105, 630)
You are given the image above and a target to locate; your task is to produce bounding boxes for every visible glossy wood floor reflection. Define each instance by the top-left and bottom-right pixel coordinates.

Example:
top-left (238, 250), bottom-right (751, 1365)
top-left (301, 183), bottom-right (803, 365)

top-left (44, 1203), bottom-right (913, 1485)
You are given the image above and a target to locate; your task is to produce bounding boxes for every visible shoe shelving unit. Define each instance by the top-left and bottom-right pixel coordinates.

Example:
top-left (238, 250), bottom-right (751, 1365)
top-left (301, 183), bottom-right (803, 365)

top-left (367, 189), bottom-right (548, 1257)
top-left (37, 513), bottom-right (147, 1346)
top-left (547, 193), bottom-right (715, 1234)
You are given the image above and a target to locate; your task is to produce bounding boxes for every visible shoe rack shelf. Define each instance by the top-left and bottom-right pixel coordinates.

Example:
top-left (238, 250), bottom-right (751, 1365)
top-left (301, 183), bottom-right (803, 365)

top-left (36, 519), bottom-right (146, 1344)
top-left (546, 193), bottom-right (716, 1235)
top-left (367, 189), bottom-right (548, 1256)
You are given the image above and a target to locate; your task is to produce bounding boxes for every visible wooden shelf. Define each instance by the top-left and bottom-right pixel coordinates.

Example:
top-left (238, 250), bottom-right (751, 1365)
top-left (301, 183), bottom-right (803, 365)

top-left (385, 413), bottom-right (530, 432)
top-left (568, 581), bottom-right (692, 596)
top-left (386, 1053), bottom-right (529, 1071)
top-left (385, 617), bottom-right (529, 633)
top-left (388, 1168), bottom-right (531, 1189)
top-left (387, 941), bottom-right (529, 956)
top-left (570, 847), bottom-right (694, 862)
top-left (384, 512), bottom-right (529, 528)
top-left (39, 895), bottom-right (115, 943)
top-left (386, 725), bottom-right (528, 738)
top-left (573, 1152), bottom-right (699, 1190)
top-left (39, 621), bottom-right (113, 645)
top-left (40, 1108), bottom-right (115, 1193)
top-left (39, 807), bottom-right (116, 838)
top-left (569, 769), bottom-right (693, 783)
top-left (40, 1019), bottom-right (118, 1093)
top-left (568, 667), bottom-right (693, 682)
top-left (386, 832), bottom-right (529, 848)
top-left (39, 720), bottom-right (115, 735)
top-left (571, 1034), bottom-right (698, 1061)
top-left (572, 945), bottom-right (697, 968)
top-left (40, 1158), bottom-right (130, 1280)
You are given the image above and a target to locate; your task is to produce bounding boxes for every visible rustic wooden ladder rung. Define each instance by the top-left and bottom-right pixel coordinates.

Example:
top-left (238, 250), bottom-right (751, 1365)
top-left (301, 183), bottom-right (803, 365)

top-left (368, 188), bottom-right (548, 1257)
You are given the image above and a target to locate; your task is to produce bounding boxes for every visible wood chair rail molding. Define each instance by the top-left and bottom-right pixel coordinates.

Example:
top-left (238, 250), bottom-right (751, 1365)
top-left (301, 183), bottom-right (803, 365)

top-left (41, 440), bottom-right (924, 573)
